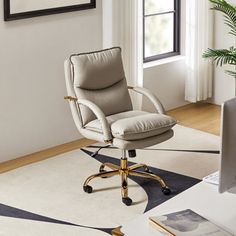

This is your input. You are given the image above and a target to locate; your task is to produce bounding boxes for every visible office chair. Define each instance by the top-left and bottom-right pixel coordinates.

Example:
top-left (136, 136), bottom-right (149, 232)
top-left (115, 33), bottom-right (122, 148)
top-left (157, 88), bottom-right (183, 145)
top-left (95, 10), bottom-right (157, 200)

top-left (64, 47), bottom-right (176, 206)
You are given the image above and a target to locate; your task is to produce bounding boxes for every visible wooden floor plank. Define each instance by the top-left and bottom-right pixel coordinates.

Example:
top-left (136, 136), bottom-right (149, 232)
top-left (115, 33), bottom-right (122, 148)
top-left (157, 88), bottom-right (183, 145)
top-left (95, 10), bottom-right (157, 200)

top-left (0, 138), bottom-right (96, 174)
top-left (167, 102), bottom-right (221, 136)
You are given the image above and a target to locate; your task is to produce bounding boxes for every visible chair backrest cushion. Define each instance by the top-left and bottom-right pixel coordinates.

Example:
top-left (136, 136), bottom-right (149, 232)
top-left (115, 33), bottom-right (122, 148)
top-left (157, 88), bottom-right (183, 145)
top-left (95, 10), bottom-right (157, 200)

top-left (69, 47), bottom-right (133, 124)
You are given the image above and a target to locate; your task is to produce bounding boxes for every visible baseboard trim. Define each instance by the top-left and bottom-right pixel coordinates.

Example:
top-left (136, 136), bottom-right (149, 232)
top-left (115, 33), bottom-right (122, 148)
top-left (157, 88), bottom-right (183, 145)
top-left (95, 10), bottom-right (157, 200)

top-left (0, 138), bottom-right (96, 174)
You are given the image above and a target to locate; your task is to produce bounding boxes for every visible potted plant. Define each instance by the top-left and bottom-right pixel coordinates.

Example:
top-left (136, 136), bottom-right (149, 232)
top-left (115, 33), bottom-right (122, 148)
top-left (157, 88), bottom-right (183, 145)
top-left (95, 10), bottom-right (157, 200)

top-left (203, 0), bottom-right (236, 78)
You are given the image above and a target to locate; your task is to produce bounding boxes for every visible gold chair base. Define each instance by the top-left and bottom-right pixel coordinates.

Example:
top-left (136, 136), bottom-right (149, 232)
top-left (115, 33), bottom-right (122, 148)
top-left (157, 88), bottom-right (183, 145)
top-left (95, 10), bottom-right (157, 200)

top-left (112, 226), bottom-right (124, 236)
top-left (83, 158), bottom-right (170, 205)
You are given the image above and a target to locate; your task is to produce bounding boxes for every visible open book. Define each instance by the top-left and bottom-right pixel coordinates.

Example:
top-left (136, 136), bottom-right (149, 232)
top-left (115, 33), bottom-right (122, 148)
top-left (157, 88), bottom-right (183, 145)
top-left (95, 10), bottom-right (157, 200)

top-left (149, 209), bottom-right (233, 236)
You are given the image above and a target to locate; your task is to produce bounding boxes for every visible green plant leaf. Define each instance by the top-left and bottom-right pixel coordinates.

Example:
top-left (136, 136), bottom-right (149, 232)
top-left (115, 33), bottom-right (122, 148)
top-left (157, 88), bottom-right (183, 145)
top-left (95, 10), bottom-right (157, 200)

top-left (209, 0), bottom-right (236, 36)
top-left (203, 48), bottom-right (236, 66)
top-left (203, 0), bottom-right (236, 78)
top-left (225, 70), bottom-right (236, 78)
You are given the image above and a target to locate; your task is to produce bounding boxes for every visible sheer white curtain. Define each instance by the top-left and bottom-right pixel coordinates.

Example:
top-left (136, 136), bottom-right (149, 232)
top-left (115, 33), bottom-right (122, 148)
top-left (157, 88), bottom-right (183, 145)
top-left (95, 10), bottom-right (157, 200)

top-left (185, 0), bottom-right (214, 102)
top-left (102, 0), bottom-right (143, 109)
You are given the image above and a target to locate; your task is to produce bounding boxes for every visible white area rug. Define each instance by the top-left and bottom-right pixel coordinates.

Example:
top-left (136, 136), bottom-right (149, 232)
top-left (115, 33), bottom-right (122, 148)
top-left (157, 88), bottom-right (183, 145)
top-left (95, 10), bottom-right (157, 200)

top-left (0, 125), bottom-right (220, 235)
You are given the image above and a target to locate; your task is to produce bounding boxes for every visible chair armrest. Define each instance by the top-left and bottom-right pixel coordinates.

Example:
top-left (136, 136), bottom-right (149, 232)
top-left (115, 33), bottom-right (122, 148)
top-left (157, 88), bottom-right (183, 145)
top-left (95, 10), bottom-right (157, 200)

top-left (64, 96), bottom-right (113, 143)
top-left (128, 86), bottom-right (166, 114)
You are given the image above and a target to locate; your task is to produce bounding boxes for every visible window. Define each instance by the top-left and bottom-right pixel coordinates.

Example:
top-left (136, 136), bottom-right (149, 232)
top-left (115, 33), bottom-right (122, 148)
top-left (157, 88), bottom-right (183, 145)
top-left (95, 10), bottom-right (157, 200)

top-left (143, 0), bottom-right (180, 62)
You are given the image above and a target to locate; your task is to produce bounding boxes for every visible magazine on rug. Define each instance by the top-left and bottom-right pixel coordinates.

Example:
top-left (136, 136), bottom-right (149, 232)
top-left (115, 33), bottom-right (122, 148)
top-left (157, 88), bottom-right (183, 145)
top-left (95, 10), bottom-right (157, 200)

top-left (149, 209), bottom-right (233, 236)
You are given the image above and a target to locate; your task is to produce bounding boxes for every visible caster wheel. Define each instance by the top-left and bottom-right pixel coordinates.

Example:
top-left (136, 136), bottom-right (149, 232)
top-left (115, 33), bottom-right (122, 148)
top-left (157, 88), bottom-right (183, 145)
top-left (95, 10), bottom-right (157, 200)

top-left (99, 169), bottom-right (108, 178)
top-left (122, 197), bottom-right (133, 206)
top-left (161, 186), bottom-right (171, 195)
top-left (83, 185), bottom-right (93, 193)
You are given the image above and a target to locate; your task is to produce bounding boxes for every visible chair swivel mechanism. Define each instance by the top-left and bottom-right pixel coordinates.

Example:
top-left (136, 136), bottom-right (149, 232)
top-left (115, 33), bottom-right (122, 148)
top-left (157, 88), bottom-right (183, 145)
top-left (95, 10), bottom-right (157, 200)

top-left (64, 47), bottom-right (176, 206)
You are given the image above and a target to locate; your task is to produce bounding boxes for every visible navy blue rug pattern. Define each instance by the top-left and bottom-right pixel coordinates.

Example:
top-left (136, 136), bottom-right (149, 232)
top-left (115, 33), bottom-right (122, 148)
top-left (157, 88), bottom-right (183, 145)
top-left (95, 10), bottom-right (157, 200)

top-left (0, 148), bottom-right (202, 235)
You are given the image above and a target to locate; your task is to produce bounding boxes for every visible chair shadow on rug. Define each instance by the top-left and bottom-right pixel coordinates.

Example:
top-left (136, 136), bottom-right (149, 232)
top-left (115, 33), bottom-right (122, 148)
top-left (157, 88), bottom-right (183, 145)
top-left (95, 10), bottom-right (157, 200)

top-left (64, 47), bottom-right (177, 206)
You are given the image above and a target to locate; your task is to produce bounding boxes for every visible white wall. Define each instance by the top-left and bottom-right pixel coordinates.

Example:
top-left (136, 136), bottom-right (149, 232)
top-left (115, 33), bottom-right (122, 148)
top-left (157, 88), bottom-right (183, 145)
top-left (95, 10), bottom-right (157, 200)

top-left (211, 0), bottom-right (236, 105)
top-left (0, 1), bottom-right (103, 162)
top-left (142, 0), bottom-right (187, 112)
top-left (143, 59), bottom-right (187, 112)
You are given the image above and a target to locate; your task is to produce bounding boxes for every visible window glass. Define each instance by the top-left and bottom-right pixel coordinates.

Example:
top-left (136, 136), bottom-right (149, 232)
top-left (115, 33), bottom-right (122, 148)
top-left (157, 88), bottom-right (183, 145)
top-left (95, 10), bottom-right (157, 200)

top-left (145, 0), bottom-right (174, 15)
top-left (143, 0), bottom-right (180, 62)
top-left (145, 14), bottom-right (174, 58)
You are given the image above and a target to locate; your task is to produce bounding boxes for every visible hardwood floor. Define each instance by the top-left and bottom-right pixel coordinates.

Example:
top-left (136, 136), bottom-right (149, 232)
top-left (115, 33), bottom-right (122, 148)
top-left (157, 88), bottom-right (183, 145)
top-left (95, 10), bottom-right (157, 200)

top-left (0, 102), bottom-right (221, 173)
top-left (0, 139), bottom-right (95, 174)
top-left (167, 102), bottom-right (221, 136)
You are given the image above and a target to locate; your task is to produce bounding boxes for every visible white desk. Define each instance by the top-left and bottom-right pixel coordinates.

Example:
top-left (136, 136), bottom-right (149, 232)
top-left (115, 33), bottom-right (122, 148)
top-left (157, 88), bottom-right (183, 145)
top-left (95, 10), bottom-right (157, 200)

top-left (121, 182), bottom-right (236, 235)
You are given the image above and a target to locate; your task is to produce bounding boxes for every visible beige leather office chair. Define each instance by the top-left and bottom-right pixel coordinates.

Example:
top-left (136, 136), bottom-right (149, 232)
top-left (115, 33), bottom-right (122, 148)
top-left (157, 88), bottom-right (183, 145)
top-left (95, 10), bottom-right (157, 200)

top-left (64, 47), bottom-right (176, 206)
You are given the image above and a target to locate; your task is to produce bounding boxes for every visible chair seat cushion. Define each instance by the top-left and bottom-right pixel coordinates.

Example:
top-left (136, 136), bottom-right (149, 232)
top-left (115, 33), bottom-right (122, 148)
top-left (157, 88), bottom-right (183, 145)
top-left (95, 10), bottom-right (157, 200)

top-left (85, 111), bottom-right (176, 141)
